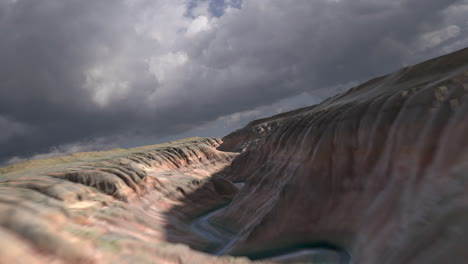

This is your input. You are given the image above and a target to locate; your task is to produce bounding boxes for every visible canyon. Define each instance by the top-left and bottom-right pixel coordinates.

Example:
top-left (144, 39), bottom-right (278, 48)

top-left (1, 47), bottom-right (468, 263)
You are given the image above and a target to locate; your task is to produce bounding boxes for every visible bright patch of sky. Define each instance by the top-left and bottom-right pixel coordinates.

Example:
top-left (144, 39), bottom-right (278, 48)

top-left (187, 0), bottom-right (242, 17)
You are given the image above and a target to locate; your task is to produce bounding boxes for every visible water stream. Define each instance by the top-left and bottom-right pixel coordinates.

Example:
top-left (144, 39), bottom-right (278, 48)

top-left (189, 205), bottom-right (236, 254)
top-left (188, 182), bottom-right (349, 263)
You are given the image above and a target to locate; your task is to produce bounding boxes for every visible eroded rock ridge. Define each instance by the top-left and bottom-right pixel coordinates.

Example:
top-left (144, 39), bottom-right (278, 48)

top-left (1, 47), bottom-right (468, 263)
top-left (217, 47), bottom-right (468, 263)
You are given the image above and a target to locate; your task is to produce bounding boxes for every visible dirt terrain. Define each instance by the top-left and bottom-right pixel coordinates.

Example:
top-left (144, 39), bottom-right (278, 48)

top-left (1, 47), bottom-right (468, 263)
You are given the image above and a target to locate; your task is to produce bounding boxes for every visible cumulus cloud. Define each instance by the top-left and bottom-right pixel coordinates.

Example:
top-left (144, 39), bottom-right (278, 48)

top-left (418, 25), bottom-right (462, 51)
top-left (1, 0), bottom-right (468, 164)
top-left (5, 137), bottom-right (118, 165)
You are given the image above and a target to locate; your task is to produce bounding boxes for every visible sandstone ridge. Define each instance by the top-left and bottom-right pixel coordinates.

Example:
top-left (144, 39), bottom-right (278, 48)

top-left (216, 47), bottom-right (468, 263)
top-left (0, 138), bottom-right (260, 263)
top-left (2, 47), bottom-right (468, 264)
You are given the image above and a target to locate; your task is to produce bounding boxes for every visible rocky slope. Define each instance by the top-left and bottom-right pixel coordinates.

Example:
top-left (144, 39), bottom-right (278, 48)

top-left (214, 47), bottom-right (468, 263)
top-left (1, 47), bottom-right (468, 264)
top-left (0, 138), bottom-right (258, 263)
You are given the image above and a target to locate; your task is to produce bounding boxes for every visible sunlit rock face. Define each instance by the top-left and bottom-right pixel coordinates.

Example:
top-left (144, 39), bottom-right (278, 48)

top-left (0, 138), bottom-right (261, 263)
top-left (217, 47), bottom-right (468, 263)
top-left (1, 47), bottom-right (468, 264)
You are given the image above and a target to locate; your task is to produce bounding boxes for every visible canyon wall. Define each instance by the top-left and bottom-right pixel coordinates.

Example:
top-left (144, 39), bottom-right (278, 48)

top-left (215, 47), bottom-right (468, 263)
top-left (0, 138), bottom-right (268, 263)
top-left (1, 47), bottom-right (468, 263)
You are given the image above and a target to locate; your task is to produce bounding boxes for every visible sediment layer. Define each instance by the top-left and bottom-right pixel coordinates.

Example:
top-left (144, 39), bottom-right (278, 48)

top-left (2, 47), bottom-right (468, 264)
top-left (215, 47), bottom-right (468, 263)
top-left (0, 138), bottom-right (264, 263)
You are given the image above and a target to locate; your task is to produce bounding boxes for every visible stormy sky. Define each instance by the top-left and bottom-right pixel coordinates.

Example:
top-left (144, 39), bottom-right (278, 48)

top-left (1, 0), bottom-right (468, 165)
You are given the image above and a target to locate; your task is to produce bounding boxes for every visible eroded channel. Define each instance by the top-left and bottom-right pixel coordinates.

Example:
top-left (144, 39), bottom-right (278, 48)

top-left (188, 182), bottom-right (349, 263)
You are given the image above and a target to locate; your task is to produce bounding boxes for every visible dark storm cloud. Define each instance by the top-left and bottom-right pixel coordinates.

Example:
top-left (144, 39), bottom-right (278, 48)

top-left (1, 0), bottom-right (468, 164)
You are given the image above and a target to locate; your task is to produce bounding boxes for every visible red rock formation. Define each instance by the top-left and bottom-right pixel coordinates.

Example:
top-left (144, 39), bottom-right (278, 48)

top-left (0, 138), bottom-right (269, 263)
top-left (1, 47), bottom-right (468, 263)
top-left (215, 47), bottom-right (468, 263)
